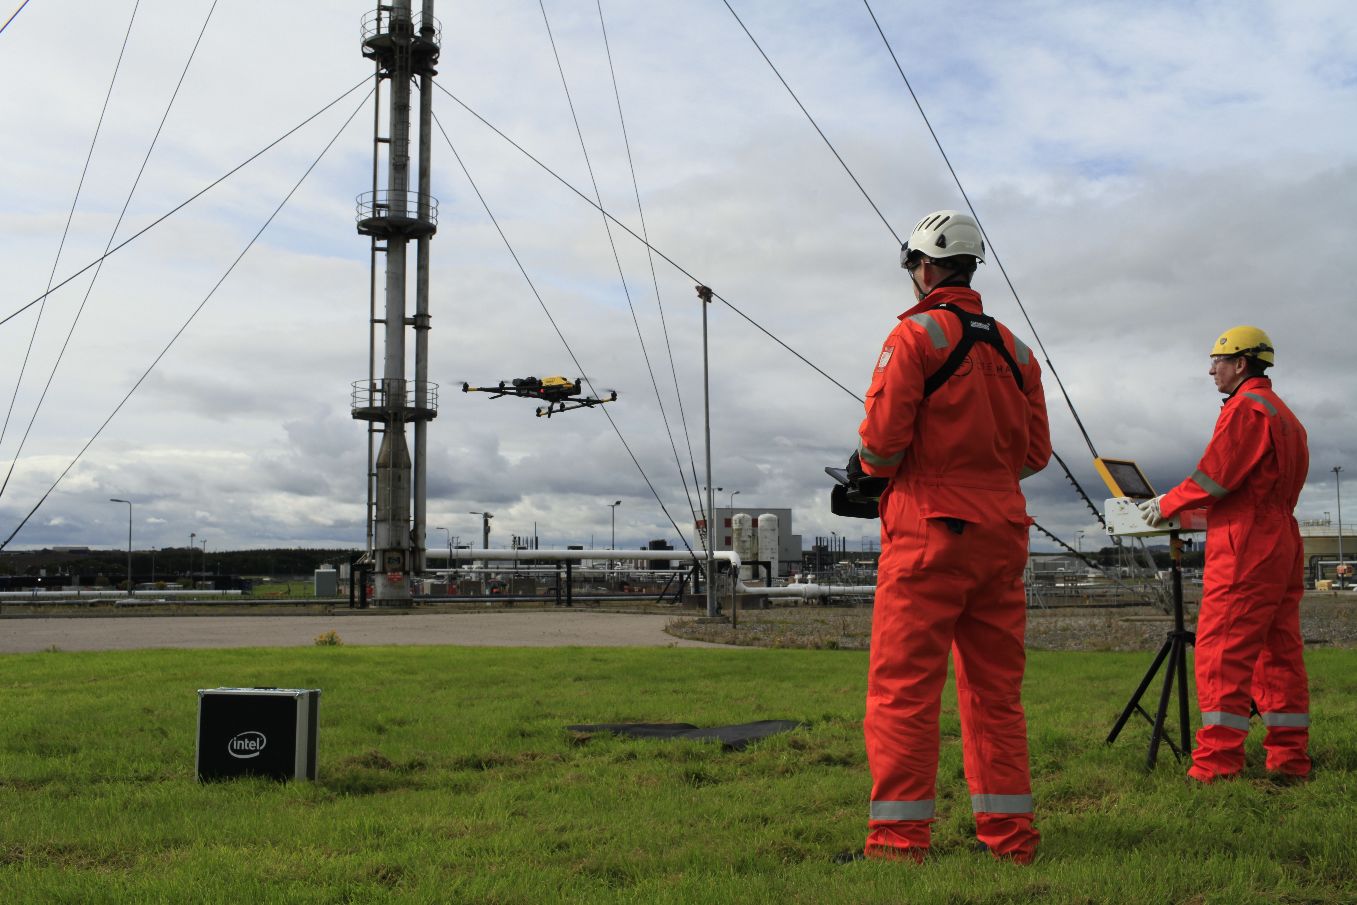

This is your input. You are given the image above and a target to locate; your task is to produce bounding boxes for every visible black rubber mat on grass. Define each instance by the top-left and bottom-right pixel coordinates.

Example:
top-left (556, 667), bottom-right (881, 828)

top-left (566, 720), bottom-right (801, 751)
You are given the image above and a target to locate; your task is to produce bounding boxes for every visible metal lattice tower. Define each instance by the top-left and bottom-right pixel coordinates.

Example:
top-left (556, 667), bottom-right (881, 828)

top-left (352, 1), bottom-right (440, 604)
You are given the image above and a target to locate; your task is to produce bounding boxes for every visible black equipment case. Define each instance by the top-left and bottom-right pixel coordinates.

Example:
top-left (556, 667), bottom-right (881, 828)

top-left (196, 687), bottom-right (320, 782)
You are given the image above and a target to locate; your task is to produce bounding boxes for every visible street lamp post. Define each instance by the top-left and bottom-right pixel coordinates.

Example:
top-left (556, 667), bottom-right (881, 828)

top-left (189, 532), bottom-right (196, 583)
top-left (1335, 466), bottom-right (1345, 589)
top-left (436, 526), bottom-right (451, 567)
top-left (729, 489), bottom-right (740, 512)
top-left (608, 500), bottom-right (622, 586)
top-left (109, 499), bottom-right (133, 597)
top-left (609, 500), bottom-right (622, 550)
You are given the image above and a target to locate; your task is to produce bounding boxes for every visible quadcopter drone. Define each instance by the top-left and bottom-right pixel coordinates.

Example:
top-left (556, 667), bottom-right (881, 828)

top-left (460, 376), bottom-right (618, 418)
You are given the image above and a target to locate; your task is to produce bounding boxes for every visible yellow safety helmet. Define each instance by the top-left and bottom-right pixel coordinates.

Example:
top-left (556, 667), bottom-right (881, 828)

top-left (1210, 325), bottom-right (1275, 365)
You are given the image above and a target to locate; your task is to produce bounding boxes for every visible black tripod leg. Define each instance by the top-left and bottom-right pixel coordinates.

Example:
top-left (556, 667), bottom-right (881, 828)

top-left (1147, 635), bottom-right (1179, 769)
top-left (1176, 634), bottom-right (1193, 759)
top-left (1107, 638), bottom-right (1172, 745)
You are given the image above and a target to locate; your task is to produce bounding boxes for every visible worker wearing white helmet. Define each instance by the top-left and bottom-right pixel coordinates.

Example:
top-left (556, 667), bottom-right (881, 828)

top-left (850, 209), bottom-right (1049, 864)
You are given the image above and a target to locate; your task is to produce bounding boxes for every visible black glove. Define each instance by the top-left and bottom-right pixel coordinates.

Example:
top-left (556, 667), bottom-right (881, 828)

top-left (830, 451), bottom-right (887, 519)
top-left (846, 451), bottom-right (888, 503)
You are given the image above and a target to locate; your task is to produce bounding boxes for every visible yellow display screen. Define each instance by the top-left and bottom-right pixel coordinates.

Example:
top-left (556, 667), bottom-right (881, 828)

top-left (1094, 458), bottom-right (1157, 500)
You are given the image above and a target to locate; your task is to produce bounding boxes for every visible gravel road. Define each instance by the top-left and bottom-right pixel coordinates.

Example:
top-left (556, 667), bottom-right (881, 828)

top-left (0, 610), bottom-right (733, 654)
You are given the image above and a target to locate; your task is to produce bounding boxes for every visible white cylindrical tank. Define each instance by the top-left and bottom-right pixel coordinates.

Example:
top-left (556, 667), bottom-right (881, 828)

top-left (732, 513), bottom-right (755, 580)
top-left (757, 513), bottom-right (780, 583)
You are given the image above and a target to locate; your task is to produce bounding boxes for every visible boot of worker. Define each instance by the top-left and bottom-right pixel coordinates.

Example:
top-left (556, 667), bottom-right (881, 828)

top-left (1188, 722), bottom-right (1249, 782)
top-left (973, 814), bottom-right (1038, 864)
top-left (863, 824), bottom-right (929, 863)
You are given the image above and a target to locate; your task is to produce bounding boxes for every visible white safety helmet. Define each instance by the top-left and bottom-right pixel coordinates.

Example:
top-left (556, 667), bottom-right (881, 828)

top-left (900, 210), bottom-right (986, 268)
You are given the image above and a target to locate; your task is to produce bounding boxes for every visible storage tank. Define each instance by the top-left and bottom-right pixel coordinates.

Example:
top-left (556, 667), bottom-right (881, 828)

top-left (732, 513), bottom-right (756, 580)
top-left (757, 513), bottom-right (780, 583)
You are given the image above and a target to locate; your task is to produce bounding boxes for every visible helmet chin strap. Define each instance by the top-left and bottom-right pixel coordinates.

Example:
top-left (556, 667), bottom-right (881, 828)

top-left (909, 271), bottom-right (928, 301)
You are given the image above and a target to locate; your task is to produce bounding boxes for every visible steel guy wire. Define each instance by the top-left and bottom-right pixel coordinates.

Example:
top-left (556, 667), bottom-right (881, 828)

top-left (0, 0), bottom-right (31, 38)
top-left (2, 0), bottom-right (140, 464)
top-left (595, 0), bottom-right (706, 535)
top-left (538, 0), bottom-right (703, 544)
top-left (0, 0), bottom-right (218, 504)
top-left (0, 87), bottom-right (374, 551)
top-left (720, 0), bottom-right (901, 247)
top-left (0, 76), bottom-right (372, 332)
top-left (431, 80), bottom-right (864, 406)
top-left (430, 110), bottom-right (699, 559)
top-left (862, 0), bottom-right (1100, 461)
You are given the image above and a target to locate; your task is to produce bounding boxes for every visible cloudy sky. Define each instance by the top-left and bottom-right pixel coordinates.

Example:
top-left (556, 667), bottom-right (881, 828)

top-left (0, 0), bottom-right (1353, 557)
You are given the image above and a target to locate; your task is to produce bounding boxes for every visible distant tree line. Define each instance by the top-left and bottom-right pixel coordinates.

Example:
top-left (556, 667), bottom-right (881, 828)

top-left (0, 547), bottom-right (363, 579)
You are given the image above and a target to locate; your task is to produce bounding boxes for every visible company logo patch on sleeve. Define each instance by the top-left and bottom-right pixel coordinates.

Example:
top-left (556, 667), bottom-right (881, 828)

top-left (876, 346), bottom-right (894, 370)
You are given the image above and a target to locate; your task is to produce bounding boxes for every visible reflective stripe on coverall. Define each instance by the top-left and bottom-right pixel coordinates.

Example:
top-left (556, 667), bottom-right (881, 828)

top-left (858, 286), bottom-right (1051, 860)
top-left (1159, 376), bottom-right (1310, 780)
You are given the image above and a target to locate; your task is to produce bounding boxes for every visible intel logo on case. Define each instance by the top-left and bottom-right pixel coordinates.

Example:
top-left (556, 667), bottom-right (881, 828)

top-left (227, 730), bottom-right (267, 759)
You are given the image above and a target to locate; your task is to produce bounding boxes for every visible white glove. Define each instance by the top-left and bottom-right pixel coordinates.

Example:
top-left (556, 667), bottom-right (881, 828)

top-left (1138, 494), bottom-right (1170, 528)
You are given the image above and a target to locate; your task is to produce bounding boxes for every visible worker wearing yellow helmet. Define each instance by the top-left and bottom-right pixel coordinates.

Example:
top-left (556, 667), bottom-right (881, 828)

top-left (1141, 325), bottom-right (1311, 782)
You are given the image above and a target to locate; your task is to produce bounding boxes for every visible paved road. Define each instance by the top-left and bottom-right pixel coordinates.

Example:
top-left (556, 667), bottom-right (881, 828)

top-left (0, 611), bottom-right (733, 653)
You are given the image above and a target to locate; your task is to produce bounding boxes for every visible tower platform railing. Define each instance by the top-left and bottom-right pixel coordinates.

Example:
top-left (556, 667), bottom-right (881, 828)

top-left (351, 378), bottom-right (439, 422)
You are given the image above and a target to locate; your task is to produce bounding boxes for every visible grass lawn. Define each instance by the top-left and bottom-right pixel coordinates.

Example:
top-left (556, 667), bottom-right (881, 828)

top-left (3, 645), bottom-right (1355, 904)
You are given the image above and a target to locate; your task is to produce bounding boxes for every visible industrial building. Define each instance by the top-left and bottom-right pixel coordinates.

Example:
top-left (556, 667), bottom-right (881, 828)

top-left (1299, 518), bottom-right (1356, 586)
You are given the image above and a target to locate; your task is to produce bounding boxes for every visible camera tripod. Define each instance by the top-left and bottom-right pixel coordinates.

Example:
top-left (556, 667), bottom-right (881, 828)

top-left (1106, 530), bottom-right (1195, 768)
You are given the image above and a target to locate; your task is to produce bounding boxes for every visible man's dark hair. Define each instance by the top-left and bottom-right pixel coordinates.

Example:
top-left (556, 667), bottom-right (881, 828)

top-left (935, 255), bottom-right (978, 284)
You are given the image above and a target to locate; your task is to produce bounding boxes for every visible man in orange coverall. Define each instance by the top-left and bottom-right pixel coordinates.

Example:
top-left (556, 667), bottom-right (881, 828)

top-left (1139, 326), bottom-right (1310, 782)
top-left (849, 210), bottom-right (1050, 864)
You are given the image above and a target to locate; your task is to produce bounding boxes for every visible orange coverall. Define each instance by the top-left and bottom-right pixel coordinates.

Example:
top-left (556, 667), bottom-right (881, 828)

top-left (857, 286), bottom-right (1050, 861)
top-left (1159, 375), bottom-right (1310, 780)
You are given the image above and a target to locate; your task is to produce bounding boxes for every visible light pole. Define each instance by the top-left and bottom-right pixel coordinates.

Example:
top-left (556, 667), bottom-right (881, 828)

top-left (1076, 530), bottom-right (1085, 554)
top-left (109, 499), bottom-right (133, 597)
top-left (698, 283), bottom-right (720, 615)
top-left (607, 500), bottom-right (623, 583)
top-left (189, 531), bottom-right (196, 583)
top-left (1335, 466), bottom-right (1345, 589)
top-left (729, 489), bottom-right (740, 512)
top-left (609, 500), bottom-right (622, 550)
top-left (151, 547), bottom-right (157, 585)
top-left (436, 526), bottom-right (451, 567)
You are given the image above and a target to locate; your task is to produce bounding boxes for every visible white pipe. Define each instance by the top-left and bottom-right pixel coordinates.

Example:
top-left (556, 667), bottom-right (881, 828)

top-left (439, 548), bottom-right (742, 566)
top-left (431, 548), bottom-right (874, 600)
top-left (739, 583), bottom-right (874, 599)
top-left (0, 589), bottom-right (244, 600)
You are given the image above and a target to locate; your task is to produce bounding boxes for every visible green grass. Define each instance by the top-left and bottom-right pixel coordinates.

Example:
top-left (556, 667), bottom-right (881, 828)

top-left (3, 647), bottom-right (1355, 904)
